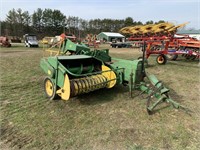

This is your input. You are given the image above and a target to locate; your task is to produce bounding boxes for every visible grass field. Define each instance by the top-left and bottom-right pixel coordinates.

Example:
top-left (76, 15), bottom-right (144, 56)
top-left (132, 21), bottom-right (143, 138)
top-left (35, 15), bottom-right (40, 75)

top-left (0, 43), bottom-right (200, 150)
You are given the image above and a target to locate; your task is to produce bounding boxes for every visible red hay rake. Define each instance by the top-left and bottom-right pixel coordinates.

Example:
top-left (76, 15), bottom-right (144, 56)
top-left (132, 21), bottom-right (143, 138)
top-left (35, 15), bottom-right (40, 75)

top-left (120, 22), bottom-right (200, 64)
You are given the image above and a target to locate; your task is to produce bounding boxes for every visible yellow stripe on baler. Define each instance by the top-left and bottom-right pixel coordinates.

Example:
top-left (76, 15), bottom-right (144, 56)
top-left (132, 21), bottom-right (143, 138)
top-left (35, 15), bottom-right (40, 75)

top-left (101, 65), bottom-right (116, 88)
top-left (59, 74), bottom-right (70, 100)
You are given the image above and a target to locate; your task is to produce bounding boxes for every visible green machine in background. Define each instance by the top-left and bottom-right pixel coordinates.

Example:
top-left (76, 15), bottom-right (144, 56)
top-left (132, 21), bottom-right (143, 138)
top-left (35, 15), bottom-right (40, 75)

top-left (40, 39), bottom-right (182, 114)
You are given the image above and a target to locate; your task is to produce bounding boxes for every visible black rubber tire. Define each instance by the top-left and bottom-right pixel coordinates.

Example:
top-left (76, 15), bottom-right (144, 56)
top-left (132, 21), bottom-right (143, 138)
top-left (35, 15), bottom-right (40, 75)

top-left (156, 54), bottom-right (167, 65)
top-left (44, 77), bottom-right (57, 100)
top-left (167, 54), bottom-right (178, 61)
top-left (185, 54), bottom-right (191, 59)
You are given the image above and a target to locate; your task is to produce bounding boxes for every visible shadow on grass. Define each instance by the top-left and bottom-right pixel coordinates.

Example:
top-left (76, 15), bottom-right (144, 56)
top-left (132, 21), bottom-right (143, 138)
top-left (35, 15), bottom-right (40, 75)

top-left (162, 87), bottom-right (185, 108)
top-left (148, 105), bottom-right (172, 115)
top-left (75, 85), bottom-right (129, 105)
top-left (53, 83), bottom-right (185, 114)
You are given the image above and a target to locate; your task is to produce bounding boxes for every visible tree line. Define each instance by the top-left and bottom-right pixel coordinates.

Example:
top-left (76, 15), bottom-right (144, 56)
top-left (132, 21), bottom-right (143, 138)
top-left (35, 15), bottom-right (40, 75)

top-left (1, 8), bottom-right (165, 39)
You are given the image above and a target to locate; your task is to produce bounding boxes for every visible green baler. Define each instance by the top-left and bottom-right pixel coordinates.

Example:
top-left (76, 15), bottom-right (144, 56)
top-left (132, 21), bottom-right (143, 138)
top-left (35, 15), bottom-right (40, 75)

top-left (40, 39), bottom-right (181, 114)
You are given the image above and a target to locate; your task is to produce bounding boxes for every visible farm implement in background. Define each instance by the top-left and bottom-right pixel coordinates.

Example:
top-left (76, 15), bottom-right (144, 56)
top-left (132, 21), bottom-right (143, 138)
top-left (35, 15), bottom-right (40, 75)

top-left (0, 36), bottom-right (11, 47)
top-left (40, 38), bottom-right (185, 114)
top-left (120, 22), bottom-right (200, 64)
top-left (85, 34), bottom-right (100, 48)
top-left (140, 36), bottom-right (199, 65)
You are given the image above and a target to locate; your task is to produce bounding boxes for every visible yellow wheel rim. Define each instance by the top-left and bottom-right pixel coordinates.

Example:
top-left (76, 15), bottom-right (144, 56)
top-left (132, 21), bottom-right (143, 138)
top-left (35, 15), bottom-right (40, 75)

top-left (102, 65), bottom-right (116, 88)
top-left (60, 74), bottom-right (70, 100)
top-left (157, 56), bottom-right (164, 64)
top-left (45, 79), bottom-right (54, 96)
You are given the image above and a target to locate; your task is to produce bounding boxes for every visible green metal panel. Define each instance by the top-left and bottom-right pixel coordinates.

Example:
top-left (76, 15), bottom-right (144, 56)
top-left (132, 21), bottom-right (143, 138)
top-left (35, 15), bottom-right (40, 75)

top-left (110, 58), bottom-right (142, 84)
top-left (56, 39), bottom-right (111, 63)
top-left (47, 57), bottom-right (58, 69)
top-left (60, 39), bottom-right (77, 53)
top-left (57, 67), bottom-right (65, 87)
top-left (40, 58), bottom-right (55, 78)
top-left (76, 44), bottom-right (90, 54)
top-left (60, 39), bottom-right (90, 54)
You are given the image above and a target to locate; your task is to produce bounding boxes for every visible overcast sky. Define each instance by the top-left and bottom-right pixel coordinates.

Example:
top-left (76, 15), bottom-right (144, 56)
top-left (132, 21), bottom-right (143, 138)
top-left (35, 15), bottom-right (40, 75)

top-left (1, 0), bottom-right (199, 29)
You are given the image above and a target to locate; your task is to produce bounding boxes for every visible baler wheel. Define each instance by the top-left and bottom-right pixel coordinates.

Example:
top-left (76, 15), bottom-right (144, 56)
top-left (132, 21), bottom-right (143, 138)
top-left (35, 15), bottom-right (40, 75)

top-left (156, 54), bottom-right (167, 65)
top-left (44, 77), bottom-right (57, 100)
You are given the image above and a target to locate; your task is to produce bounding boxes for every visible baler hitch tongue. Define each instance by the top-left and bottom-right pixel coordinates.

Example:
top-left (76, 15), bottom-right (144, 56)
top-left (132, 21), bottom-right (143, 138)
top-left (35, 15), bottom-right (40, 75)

top-left (146, 92), bottom-right (180, 115)
top-left (139, 73), bottom-right (182, 114)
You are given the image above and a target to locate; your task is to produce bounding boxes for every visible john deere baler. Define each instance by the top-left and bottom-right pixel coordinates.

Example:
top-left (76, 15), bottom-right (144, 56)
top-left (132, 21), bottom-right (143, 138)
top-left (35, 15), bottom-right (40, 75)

top-left (40, 39), bottom-right (181, 114)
